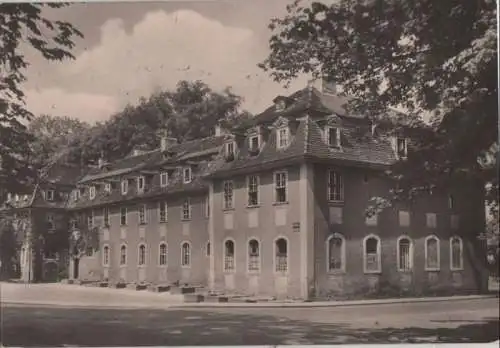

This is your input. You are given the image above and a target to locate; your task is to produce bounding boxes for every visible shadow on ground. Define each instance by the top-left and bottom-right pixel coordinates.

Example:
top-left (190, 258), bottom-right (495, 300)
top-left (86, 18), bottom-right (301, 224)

top-left (0, 306), bottom-right (498, 346)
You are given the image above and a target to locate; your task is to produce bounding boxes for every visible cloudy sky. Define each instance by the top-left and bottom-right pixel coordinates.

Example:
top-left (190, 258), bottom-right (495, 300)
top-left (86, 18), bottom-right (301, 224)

top-left (22, 0), bottom-right (316, 124)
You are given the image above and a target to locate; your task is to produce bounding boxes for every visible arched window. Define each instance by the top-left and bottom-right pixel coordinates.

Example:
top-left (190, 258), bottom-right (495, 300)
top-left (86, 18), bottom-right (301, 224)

top-left (120, 244), bottom-right (127, 266)
top-left (102, 245), bottom-right (110, 266)
top-left (363, 235), bottom-right (381, 273)
top-left (450, 236), bottom-right (463, 270)
top-left (159, 243), bottom-right (167, 266)
top-left (248, 239), bottom-right (260, 272)
top-left (181, 242), bottom-right (191, 267)
top-left (425, 235), bottom-right (440, 271)
top-left (206, 241), bottom-right (211, 257)
top-left (224, 239), bottom-right (235, 272)
top-left (275, 238), bottom-right (288, 273)
top-left (397, 236), bottom-right (413, 271)
top-left (326, 233), bottom-right (345, 272)
top-left (138, 244), bottom-right (146, 266)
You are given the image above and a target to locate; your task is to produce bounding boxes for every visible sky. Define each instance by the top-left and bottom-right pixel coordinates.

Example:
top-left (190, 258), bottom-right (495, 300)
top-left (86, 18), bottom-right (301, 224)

top-left (22, 0), bottom-right (316, 124)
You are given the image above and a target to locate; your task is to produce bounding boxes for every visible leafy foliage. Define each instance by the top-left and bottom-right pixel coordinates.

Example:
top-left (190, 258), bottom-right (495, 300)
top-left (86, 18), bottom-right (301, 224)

top-left (260, 0), bottom-right (498, 213)
top-left (0, 217), bottom-right (20, 278)
top-left (0, 3), bottom-right (83, 195)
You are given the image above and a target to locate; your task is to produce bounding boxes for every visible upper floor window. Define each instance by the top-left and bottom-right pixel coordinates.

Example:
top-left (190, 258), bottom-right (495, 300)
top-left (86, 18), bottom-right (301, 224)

top-left (183, 167), bottom-right (192, 184)
top-left (397, 236), bottom-right (413, 271)
top-left (363, 234), bottom-right (381, 273)
top-left (46, 189), bottom-right (55, 201)
top-left (137, 176), bottom-right (145, 193)
top-left (396, 137), bottom-right (407, 159)
top-left (120, 207), bottom-right (127, 226)
top-left (274, 171), bottom-right (287, 203)
top-left (327, 233), bottom-right (345, 272)
top-left (450, 236), bottom-right (463, 270)
top-left (160, 172), bottom-right (168, 187)
top-left (327, 170), bottom-right (344, 202)
top-left (89, 186), bottom-right (96, 200)
top-left (225, 141), bottom-right (235, 157)
top-left (104, 183), bottom-right (111, 193)
top-left (247, 175), bottom-right (259, 206)
top-left (249, 135), bottom-right (259, 151)
top-left (103, 207), bottom-right (110, 227)
top-left (276, 127), bottom-right (289, 149)
top-left (47, 214), bottom-right (55, 230)
top-left (121, 180), bottom-right (128, 195)
top-left (138, 204), bottom-right (147, 225)
top-left (182, 198), bottom-right (191, 220)
top-left (223, 181), bottom-right (234, 210)
top-left (326, 127), bottom-right (341, 147)
top-left (425, 235), bottom-right (440, 271)
top-left (87, 211), bottom-right (94, 228)
top-left (158, 201), bottom-right (167, 223)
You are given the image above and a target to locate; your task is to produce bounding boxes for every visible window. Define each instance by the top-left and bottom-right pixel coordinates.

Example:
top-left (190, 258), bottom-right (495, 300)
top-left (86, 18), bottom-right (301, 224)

top-left (448, 195), bottom-right (455, 209)
top-left (102, 245), bottom-right (110, 266)
top-left (160, 172), bottom-right (168, 187)
top-left (47, 214), bottom-right (55, 230)
top-left (274, 171), bottom-right (287, 203)
top-left (248, 239), bottom-right (260, 272)
top-left (87, 211), bottom-right (94, 228)
top-left (85, 247), bottom-right (94, 257)
top-left (89, 186), bottom-right (96, 200)
top-left (450, 236), bottom-right (463, 270)
top-left (327, 233), bottom-right (345, 272)
top-left (426, 213), bottom-right (437, 228)
top-left (451, 214), bottom-right (460, 230)
top-left (121, 180), bottom-right (128, 195)
top-left (137, 176), bottom-right (145, 193)
top-left (120, 245), bottom-right (127, 266)
top-left (120, 207), bottom-right (127, 226)
top-left (159, 201), bottom-right (167, 223)
top-left (223, 239), bottom-right (235, 272)
top-left (204, 196), bottom-right (210, 218)
top-left (182, 198), bottom-right (191, 220)
top-left (223, 181), bottom-right (234, 209)
top-left (425, 235), bottom-right (440, 271)
top-left (181, 242), bottom-right (191, 267)
top-left (247, 175), bottom-right (259, 206)
top-left (103, 207), bottom-right (110, 227)
top-left (399, 210), bottom-right (410, 227)
top-left (225, 141), bottom-right (235, 157)
top-left (249, 135), bottom-right (259, 151)
top-left (277, 127), bottom-right (289, 148)
top-left (363, 235), bottom-right (381, 273)
top-left (72, 190), bottom-right (80, 201)
top-left (138, 244), bottom-right (146, 266)
top-left (396, 137), bottom-right (407, 158)
top-left (104, 183), bottom-right (111, 193)
top-left (327, 170), bottom-right (344, 202)
top-left (327, 127), bottom-right (341, 147)
top-left (275, 238), bottom-right (288, 273)
top-left (159, 243), bottom-right (167, 266)
top-left (206, 241), bottom-right (211, 257)
top-left (183, 167), bottom-right (192, 184)
top-left (138, 204), bottom-right (147, 225)
top-left (397, 236), bottom-right (413, 271)
top-left (70, 218), bottom-right (77, 230)
top-left (46, 189), bottom-right (55, 201)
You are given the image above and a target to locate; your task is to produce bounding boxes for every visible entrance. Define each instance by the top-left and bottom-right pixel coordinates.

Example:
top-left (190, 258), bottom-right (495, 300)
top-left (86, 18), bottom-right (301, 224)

top-left (73, 258), bottom-right (80, 279)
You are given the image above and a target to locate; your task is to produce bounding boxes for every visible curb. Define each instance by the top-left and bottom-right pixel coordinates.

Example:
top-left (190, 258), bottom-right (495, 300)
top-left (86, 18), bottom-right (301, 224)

top-left (1, 300), bottom-right (175, 310)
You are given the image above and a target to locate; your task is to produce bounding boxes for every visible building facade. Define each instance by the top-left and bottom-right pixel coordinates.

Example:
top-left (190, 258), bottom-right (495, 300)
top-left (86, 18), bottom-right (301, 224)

top-left (0, 84), bottom-right (488, 298)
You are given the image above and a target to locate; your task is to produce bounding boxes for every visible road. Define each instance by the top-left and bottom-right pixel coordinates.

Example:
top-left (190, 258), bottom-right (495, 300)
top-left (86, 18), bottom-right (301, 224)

top-left (1, 283), bottom-right (499, 346)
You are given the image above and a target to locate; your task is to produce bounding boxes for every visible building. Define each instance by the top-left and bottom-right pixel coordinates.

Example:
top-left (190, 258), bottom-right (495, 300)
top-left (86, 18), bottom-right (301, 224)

top-left (0, 82), bottom-right (489, 298)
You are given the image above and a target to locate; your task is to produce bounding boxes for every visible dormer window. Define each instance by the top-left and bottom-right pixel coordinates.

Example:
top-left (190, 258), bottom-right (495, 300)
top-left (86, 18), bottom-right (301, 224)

top-left (89, 186), bottom-right (96, 200)
top-left (277, 127), bottom-right (289, 149)
top-left (249, 135), bottom-right (260, 151)
top-left (326, 127), bottom-right (341, 148)
top-left (183, 167), bottom-right (192, 184)
top-left (396, 137), bottom-right (407, 159)
top-left (225, 141), bottom-right (235, 157)
top-left (160, 172), bottom-right (168, 187)
top-left (104, 183), bottom-right (111, 193)
top-left (121, 179), bottom-right (128, 195)
top-left (46, 190), bottom-right (55, 201)
top-left (137, 176), bottom-right (145, 193)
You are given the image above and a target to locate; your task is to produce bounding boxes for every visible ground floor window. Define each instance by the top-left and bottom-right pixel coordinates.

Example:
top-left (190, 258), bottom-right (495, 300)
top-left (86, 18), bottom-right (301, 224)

top-left (397, 236), bottom-right (412, 271)
top-left (275, 238), bottom-right (288, 273)
top-left (327, 233), bottom-right (345, 272)
top-left (181, 242), bottom-right (191, 267)
top-left (224, 239), bottom-right (235, 272)
top-left (159, 243), bottom-right (167, 266)
top-left (138, 244), bottom-right (146, 266)
top-left (248, 239), bottom-right (260, 272)
top-left (450, 236), bottom-right (463, 270)
top-left (363, 235), bottom-right (381, 273)
top-left (425, 235), bottom-right (440, 270)
top-left (120, 244), bottom-right (127, 266)
top-left (102, 245), bottom-right (110, 266)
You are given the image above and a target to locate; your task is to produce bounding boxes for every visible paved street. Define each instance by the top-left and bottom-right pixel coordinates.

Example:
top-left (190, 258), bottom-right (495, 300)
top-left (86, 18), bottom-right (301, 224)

top-left (1, 283), bottom-right (499, 346)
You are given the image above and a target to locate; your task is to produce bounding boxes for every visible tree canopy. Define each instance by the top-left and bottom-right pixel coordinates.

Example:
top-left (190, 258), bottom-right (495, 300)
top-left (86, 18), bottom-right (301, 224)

top-left (260, 0), bottom-right (498, 214)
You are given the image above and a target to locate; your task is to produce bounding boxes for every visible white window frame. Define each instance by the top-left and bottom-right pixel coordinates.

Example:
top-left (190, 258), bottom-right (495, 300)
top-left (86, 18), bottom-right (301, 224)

top-left (273, 236), bottom-right (289, 274)
top-left (225, 141), bottom-right (235, 157)
top-left (103, 207), bottom-right (110, 227)
top-left (326, 233), bottom-right (346, 273)
top-left (120, 207), bottom-right (127, 226)
top-left (158, 201), bottom-right (167, 223)
top-left (276, 127), bottom-right (289, 149)
top-left (137, 176), bottom-right (145, 193)
top-left (247, 237), bottom-right (261, 273)
top-left (274, 170), bottom-right (288, 203)
top-left (138, 243), bottom-right (147, 267)
top-left (159, 242), bottom-right (168, 266)
top-left (182, 198), bottom-right (191, 220)
top-left (223, 180), bottom-right (234, 210)
top-left (138, 204), bottom-right (147, 225)
top-left (326, 126), bottom-right (341, 147)
top-left (247, 175), bottom-right (259, 207)
top-left (181, 241), bottom-right (191, 268)
top-left (160, 172), bottom-right (168, 187)
top-left (183, 167), bottom-right (192, 184)
top-left (121, 180), bottom-right (128, 195)
top-left (396, 235), bottom-right (413, 272)
top-left (89, 186), bottom-right (96, 200)
top-left (363, 234), bottom-right (382, 274)
top-left (327, 169), bottom-right (344, 202)
top-left (449, 236), bottom-right (464, 271)
top-left (223, 238), bottom-right (236, 273)
top-left (102, 244), bottom-right (110, 267)
top-left (119, 243), bottom-right (127, 266)
top-left (47, 213), bottom-right (55, 230)
top-left (424, 235), bottom-right (441, 271)
top-left (46, 189), bottom-right (55, 201)
top-left (104, 183), bottom-right (111, 193)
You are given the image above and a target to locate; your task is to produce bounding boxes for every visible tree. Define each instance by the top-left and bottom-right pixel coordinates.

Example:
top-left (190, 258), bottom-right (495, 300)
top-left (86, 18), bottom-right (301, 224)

top-left (0, 3), bottom-right (83, 196)
top-left (260, 0), bottom-right (497, 212)
top-left (0, 217), bottom-right (20, 279)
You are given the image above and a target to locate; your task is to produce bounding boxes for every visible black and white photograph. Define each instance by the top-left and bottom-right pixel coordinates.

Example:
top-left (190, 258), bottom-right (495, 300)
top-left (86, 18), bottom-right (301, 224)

top-left (0, 0), bottom-right (499, 346)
